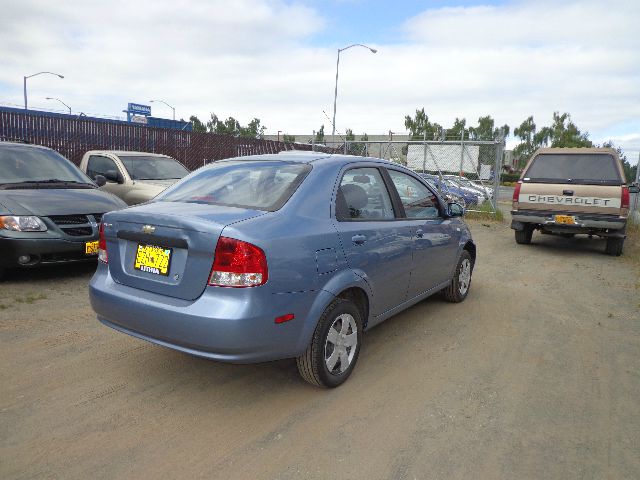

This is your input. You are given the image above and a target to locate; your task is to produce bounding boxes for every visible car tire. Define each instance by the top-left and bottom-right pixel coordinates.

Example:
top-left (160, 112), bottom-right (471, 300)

top-left (442, 250), bottom-right (473, 303)
top-left (0, 267), bottom-right (4, 281)
top-left (296, 298), bottom-right (363, 388)
top-left (515, 226), bottom-right (533, 244)
top-left (605, 236), bottom-right (624, 256)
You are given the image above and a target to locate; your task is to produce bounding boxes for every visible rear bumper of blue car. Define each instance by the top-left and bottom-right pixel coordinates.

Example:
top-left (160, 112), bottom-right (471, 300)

top-left (89, 264), bottom-right (329, 363)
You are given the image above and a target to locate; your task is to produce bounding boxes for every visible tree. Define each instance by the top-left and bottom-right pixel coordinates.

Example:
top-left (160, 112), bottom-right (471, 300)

top-left (404, 108), bottom-right (442, 140)
top-left (468, 115), bottom-right (510, 141)
top-left (189, 115), bottom-right (207, 133)
top-left (239, 118), bottom-right (266, 139)
top-left (203, 113), bottom-right (267, 138)
top-left (513, 116), bottom-right (539, 168)
top-left (513, 112), bottom-right (593, 169)
top-left (314, 125), bottom-right (325, 143)
top-left (537, 112), bottom-right (592, 148)
top-left (344, 128), bottom-right (366, 155)
top-left (601, 141), bottom-right (638, 182)
top-left (283, 134), bottom-right (295, 143)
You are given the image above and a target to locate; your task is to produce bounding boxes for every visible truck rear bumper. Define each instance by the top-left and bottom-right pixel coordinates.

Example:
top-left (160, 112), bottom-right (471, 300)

top-left (511, 210), bottom-right (626, 236)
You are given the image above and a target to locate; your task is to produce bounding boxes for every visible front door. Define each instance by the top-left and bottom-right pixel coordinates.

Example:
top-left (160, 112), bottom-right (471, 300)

top-left (386, 169), bottom-right (461, 298)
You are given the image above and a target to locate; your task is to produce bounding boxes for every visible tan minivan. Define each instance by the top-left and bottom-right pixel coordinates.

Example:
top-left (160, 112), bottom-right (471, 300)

top-left (511, 147), bottom-right (639, 256)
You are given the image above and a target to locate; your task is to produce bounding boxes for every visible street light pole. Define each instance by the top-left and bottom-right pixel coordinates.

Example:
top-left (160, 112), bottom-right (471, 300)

top-left (149, 99), bottom-right (175, 120)
top-left (331, 43), bottom-right (377, 144)
top-left (23, 71), bottom-right (64, 110)
top-left (45, 97), bottom-right (72, 114)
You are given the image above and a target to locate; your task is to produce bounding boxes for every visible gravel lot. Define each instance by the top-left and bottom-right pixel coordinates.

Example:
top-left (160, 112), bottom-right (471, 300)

top-left (1, 219), bottom-right (639, 480)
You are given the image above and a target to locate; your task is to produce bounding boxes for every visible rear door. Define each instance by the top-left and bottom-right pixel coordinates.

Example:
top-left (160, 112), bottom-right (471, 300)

top-left (385, 168), bottom-right (461, 298)
top-left (333, 167), bottom-right (413, 317)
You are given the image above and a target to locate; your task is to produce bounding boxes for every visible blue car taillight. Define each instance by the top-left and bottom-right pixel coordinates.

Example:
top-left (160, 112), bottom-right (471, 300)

top-left (208, 237), bottom-right (268, 288)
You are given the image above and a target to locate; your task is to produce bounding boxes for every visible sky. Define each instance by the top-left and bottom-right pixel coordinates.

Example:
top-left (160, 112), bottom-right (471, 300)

top-left (1, 0), bottom-right (639, 164)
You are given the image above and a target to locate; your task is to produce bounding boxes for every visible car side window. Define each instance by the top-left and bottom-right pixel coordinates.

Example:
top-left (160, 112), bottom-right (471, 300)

top-left (336, 168), bottom-right (395, 221)
top-left (87, 155), bottom-right (119, 181)
top-left (387, 170), bottom-right (440, 219)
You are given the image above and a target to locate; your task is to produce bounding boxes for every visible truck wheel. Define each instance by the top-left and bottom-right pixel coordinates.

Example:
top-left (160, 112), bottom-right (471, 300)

top-left (442, 250), bottom-right (473, 303)
top-left (296, 298), bottom-right (362, 388)
top-left (605, 237), bottom-right (624, 256)
top-left (515, 226), bottom-right (533, 244)
top-left (0, 267), bottom-right (4, 281)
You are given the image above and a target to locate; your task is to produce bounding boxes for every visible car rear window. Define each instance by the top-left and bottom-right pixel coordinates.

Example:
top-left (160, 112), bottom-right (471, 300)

top-left (156, 160), bottom-right (311, 211)
top-left (524, 154), bottom-right (621, 185)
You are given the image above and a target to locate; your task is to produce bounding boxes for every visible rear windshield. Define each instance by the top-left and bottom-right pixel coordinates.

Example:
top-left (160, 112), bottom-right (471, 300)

top-left (524, 154), bottom-right (621, 185)
top-left (156, 160), bottom-right (311, 211)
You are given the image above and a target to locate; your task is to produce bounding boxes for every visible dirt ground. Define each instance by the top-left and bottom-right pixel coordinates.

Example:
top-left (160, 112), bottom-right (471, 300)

top-left (1, 219), bottom-right (639, 480)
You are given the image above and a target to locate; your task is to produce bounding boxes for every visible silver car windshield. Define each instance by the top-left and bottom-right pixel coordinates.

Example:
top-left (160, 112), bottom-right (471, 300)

top-left (156, 160), bottom-right (311, 211)
top-left (119, 156), bottom-right (189, 181)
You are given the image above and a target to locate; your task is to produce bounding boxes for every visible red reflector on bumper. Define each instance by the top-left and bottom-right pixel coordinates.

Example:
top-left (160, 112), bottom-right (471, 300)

top-left (275, 313), bottom-right (295, 324)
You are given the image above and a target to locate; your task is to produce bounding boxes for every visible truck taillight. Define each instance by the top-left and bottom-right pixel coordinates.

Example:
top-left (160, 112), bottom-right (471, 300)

top-left (98, 222), bottom-right (108, 264)
top-left (208, 237), bottom-right (268, 288)
top-left (512, 181), bottom-right (522, 208)
top-left (621, 186), bottom-right (630, 209)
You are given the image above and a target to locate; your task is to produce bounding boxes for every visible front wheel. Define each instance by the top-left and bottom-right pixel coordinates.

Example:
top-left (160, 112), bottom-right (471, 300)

top-left (442, 250), bottom-right (473, 303)
top-left (296, 299), bottom-right (362, 388)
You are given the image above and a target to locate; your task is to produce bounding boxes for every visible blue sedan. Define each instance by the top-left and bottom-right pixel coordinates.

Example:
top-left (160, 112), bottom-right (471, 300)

top-left (90, 153), bottom-right (476, 387)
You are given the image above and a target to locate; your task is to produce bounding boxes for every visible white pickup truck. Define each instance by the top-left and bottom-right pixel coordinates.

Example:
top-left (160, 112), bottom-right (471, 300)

top-left (79, 151), bottom-right (189, 205)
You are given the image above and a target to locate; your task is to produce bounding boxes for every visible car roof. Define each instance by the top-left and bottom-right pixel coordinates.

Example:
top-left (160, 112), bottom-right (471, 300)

top-left (222, 152), bottom-right (409, 168)
top-left (85, 150), bottom-right (172, 157)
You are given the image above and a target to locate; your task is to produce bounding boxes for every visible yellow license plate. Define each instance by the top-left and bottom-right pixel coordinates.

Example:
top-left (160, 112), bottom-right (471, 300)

top-left (85, 240), bottom-right (99, 255)
top-left (555, 215), bottom-right (576, 225)
top-left (134, 244), bottom-right (172, 276)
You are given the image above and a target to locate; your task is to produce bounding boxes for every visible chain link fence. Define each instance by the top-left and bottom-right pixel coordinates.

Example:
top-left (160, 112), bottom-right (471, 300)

top-left (330, 138), bottom-right (505, 214)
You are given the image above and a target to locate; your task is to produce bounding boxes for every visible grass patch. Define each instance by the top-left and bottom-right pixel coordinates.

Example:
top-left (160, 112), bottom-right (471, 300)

top-left (625, 222), bottom-right (640, 266)
top-left (0, 304), bottom-right (8, 310)
top-left (465, 202), bottom-right (504, 222)
top-left (14, 293), bottom-right (48, 304)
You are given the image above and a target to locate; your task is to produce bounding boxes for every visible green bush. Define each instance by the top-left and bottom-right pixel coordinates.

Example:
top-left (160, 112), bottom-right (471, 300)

top-left (500, 173), bottom-right (521, 183)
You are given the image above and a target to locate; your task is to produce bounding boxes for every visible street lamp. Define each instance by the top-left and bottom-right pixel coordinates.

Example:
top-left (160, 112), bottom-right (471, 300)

top-left (45, 97), bottom-right (71, 114)
top-left (149, 99), bottom-right (175, 120)
top-left (24, 71), bottom-right (64, 110)
top-left (331, 44), bottom-right (377, 143)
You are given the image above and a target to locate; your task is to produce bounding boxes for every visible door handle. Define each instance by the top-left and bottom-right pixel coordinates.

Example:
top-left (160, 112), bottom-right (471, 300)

top-left (351, 234), bottom-right (367, 245)
top-left (563, 189), bottom-right (574, 196)
top-left (416, 229), bottom-right (424, 238)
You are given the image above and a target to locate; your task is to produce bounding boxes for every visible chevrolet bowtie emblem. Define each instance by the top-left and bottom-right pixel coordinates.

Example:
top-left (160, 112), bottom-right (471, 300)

top-left (142, 225), bottom-right (156, 234)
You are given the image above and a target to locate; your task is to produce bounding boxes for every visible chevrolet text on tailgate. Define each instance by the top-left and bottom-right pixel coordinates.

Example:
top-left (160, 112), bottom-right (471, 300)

top-left (510, 147), bottom-right (640, 256)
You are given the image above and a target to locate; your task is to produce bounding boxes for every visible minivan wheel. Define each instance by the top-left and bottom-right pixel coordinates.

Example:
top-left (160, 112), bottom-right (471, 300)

top-left (296, 299), bottom-right (362, 388)
top-left (515, 226), bottom-right (533, 244)
top-left (605, 236), bottom-right (624, 256)
top-left (442, 250), bottom-right (473, 303)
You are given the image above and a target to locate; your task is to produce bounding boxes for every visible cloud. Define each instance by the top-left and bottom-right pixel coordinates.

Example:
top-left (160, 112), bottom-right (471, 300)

top-left (0, 0), bottom-right (638, 161)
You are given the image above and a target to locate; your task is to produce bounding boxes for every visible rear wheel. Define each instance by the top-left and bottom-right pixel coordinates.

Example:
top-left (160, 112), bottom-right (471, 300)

top-left (515, 225), bottom-right (533, 244)
top-left (442, 250), bottom-right (473, 303)
top-left (296, 299), bottom-right (362, 388)
top-left (605, 236), bottom-right (624, 256)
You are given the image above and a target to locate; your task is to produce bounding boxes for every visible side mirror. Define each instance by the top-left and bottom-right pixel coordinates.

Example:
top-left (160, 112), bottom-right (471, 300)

top-left (448, 202), bottom-right (465, 217)
top-left (104, 170), bottom-right (124, 184)
top-left (94, 174), bottom-right (107, 187)
top-left (629, 185), bottom-right (640, 194)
